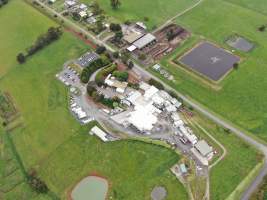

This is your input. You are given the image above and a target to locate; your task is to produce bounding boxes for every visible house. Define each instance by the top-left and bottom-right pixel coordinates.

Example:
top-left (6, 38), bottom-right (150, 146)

top-left (123, 31), bottom-right (144, 44)
top-left (48, 0), bottom-right (56, 4)
top-left (65, 0), bottom-right (77, 8)
top-left (79, 3), bottom-right (88, 11)
top-left (135, 22), bottom-right (147, 31)
top-left (152, 64), bottom-right (161, 71)
top-left (79, 10), bottom-right (87, 18)
top-left (105, 74), bottom-right (128, 94)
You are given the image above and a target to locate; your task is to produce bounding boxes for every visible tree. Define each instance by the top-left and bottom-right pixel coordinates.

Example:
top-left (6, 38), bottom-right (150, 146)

top-left (148, 78), bottom-right (164, 90)
top-left (138, 53), bottom-right (146, 60)
top-left (233, 62), bottom-right (239, 70)
top-left (17, 53), bottom-right (26, 64)
top-left (96, 46), bottom-right (106, 54)
top-left (258, 25), bottom-right (266, 32)
top-left (109, 23), bottom-right (122, 32)
top-left (87, 82), bottom-right (97, 96)
top-left (121, 51), bottom-right (130, 64)
top-left (112, 70), bottom-right (129, 81)
top-left (27, 170), bottom-right (48, 194)
top-left (112, 51), bottom-right (119, 59)
top-left (110, 0), bottom-right (121, 9)
top-left (92, 1), bottom-right (103, 15)
top-left (113, 31), bottom-right (123, 43)
top-left (127, 61), bottom-right (134, 69)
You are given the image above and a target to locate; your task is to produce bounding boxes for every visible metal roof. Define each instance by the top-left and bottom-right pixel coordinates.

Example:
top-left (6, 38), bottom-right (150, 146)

top-left (133, 33), bottom-right (156, 49)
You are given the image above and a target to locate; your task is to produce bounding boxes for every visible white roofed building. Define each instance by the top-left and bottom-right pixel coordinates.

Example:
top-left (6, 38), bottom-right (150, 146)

top-left (105, 74), bottom-right (128, 94)
top-left (133, 33), bottom-right (156, 50)
top-left (144, 86), bottom-right (159, 100)
top-left (195, 140), bottom-right (213, 158)
top-left (90, 126), bottom-right (109, 142)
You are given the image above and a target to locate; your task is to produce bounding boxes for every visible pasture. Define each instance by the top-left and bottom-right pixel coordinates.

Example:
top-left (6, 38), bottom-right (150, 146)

top-left (0, 0), bottom-right (55, 78)
top-left (82, 0), bottom-right (199, 30)
top-left (191, 114), bottom-right (260, 200)
top-left (0, 1), bottom-right (188, 199)
top-left (156, 0), bottom-right (267, 142)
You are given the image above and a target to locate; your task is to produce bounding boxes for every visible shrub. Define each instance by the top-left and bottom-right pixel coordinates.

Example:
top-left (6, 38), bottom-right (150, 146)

top-left (96, 45), bottom-right (106, 54)
top-left (17, 53), bottom-right (26, 64)
top-left (112, 70), bottom-right (128, 81)
top-left (148, 78), bottom-right (164, 90)
top-left (110, 23), bottom-right (122, 32)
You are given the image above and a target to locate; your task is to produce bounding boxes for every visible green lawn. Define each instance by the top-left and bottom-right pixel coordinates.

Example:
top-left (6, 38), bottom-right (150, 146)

top-left (0, 1), bottom-right (188, 199)
top-left (223, 0), bottom-right (267, 15)
top-left (39, 122), bottom-right (188, 199)
top-left (155, 0), bottom-right (267, 142)
top-left (81, 0), bottom-right (199, 30)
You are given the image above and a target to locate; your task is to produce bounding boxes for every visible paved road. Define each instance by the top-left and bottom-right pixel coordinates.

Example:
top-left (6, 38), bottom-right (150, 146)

top-left (32, 1), bottom-right (267, 199)
top-left (32, 0), bottom-right (115, 52)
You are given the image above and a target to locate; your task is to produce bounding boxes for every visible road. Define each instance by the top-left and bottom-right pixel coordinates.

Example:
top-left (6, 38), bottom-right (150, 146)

top-left (32, 0), bottom-right (267, 199)
top-left (31, 0), bottom-right (115, 52)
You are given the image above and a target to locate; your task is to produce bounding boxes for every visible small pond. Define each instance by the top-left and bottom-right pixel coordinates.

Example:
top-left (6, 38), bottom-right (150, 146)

top-left (71, 176), bottom-right (108, 200)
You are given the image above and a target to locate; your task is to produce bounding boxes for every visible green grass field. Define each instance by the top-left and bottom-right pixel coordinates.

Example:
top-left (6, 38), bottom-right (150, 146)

top-left (0, 0), bottom-right (55, 78)
top-left (223, 0), bottom-right (267, 15)
top-left (39, 122), bottom-right (188, 199)
top-left (0, 1), bottom-right (188, 199)
top-left (155, 0), bottom-right (267, 142)
top-left (191, 114), bottom-right (261, 200)
top-left (81, 0), bottom-right (199, 30)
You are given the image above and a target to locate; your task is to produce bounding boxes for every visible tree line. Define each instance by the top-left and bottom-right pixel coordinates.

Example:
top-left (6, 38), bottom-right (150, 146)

top-left (17, 27), bottom-right (63, 64)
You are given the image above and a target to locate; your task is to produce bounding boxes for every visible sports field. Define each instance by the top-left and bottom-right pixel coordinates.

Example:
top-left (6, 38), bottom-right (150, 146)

top-left (82, 0), bottom-right (199, 30)
top-left (0, 1), bottom-right (188, 199)
top-left (156, 0), bottom-right (267, 142)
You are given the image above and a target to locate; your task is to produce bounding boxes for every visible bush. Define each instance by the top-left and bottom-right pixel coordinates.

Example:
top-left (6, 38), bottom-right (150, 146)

top-left (80, 58), bottom-right (107, 84)
top-left (113, 51), bottom-right (119, 59)
top-left (148, 78), bottom-right (164, 90)
top-left (112, 70), bottom-right (128, 81)
top-left (258, 25), bottom-right (266, 32)
top-left (110, 23), bottom-right (122, 32)
top-left (96, 46), bottom-right (106, 54)
top-left (17, 53), bottom-right (26, 64)
top-left (27, 171), bottom-right (48, 194)
top-left (87, 82), bottom-right (97, 96)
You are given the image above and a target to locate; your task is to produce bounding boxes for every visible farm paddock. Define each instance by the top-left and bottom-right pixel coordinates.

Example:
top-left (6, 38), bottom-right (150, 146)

top-left (177, 42), bottom-right (240, 81)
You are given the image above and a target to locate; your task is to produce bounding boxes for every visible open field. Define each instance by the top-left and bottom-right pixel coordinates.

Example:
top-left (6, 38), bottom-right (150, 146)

top-left (0, 1), bottom-right (188, 199)
top-left (154, 0), bottom-right (267, 142)
top-left (0, 0), bottom-right (55, 78)
top-left (39, 122), bottom-right (188, 199)
top-left (223, 0), bottom-right (267, 15)
top-left (80, 0), bottom-right (199, 30)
